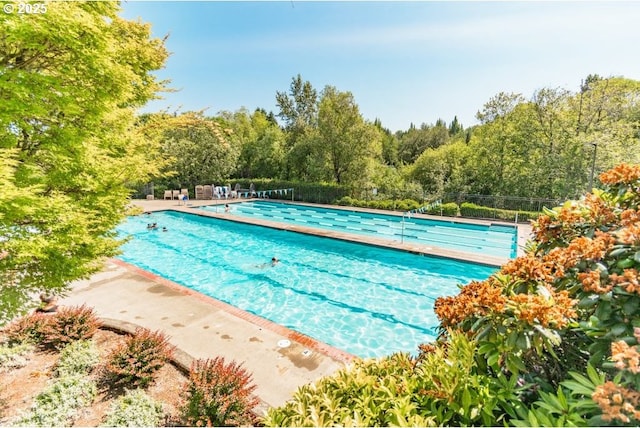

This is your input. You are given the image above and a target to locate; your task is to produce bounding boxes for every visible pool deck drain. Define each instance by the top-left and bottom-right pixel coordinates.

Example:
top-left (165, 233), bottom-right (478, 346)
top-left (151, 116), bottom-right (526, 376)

top-left (62, 199), bottom-right (532, 409)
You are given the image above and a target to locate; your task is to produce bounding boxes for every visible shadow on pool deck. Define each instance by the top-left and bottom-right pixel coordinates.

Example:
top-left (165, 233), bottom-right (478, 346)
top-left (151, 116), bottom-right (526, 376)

top-left (62, 199), bottom-right (532, 409)
top-left (61, 260), bottom-right (351, 411)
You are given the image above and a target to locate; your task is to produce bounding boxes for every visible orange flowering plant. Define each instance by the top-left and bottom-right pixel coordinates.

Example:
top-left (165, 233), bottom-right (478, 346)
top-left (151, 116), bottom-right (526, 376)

top-left (433, 163), bottom-right (640, 424)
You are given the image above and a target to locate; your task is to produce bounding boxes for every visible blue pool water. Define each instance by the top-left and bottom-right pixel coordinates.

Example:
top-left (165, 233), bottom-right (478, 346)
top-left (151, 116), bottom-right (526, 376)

top-left (200, 201), bottom-right (517, 259)
top-left (117, 211), bottom-right (496, 358)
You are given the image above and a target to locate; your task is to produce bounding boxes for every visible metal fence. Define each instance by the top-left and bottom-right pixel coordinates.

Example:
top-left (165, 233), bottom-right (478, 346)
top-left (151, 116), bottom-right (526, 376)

top-left (442, 193), bottom-right (562, 212)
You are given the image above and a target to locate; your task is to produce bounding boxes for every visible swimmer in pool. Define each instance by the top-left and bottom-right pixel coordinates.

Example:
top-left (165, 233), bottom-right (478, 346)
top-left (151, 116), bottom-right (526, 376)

top-left (256, 257), bottom-right (279, 269)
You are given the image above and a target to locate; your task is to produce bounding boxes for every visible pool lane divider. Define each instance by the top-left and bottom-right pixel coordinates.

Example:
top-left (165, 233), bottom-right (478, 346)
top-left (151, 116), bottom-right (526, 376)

top-left (110, 258), bottom-right (357, 364)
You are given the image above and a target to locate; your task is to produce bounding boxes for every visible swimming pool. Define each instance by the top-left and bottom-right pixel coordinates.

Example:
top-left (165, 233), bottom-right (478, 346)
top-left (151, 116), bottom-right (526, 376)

top-left (117, 211), bottom-right (496, 358)
top-left (200, 201), bottom-right (517, 259)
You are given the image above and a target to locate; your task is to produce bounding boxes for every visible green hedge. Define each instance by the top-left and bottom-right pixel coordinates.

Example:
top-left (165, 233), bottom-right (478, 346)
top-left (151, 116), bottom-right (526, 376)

top-left (334, 198), bottom-right (541, 222)
top-left (334, 197), bottom-right (459, 217)
top-left (459, 202), bottom-right (540, 222)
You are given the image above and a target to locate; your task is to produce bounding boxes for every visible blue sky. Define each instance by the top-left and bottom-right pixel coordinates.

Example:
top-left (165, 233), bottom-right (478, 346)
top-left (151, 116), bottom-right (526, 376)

top-left (121, 1), bottom-right (640, 132)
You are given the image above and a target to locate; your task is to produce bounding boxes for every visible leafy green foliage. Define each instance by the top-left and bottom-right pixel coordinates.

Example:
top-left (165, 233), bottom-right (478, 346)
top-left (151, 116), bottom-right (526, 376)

top-left (182, 357), bottom-right (259, 427)
top-left (512, 366), bottom-right (606, 427)
top-left (315, 86), bottom-right (383, 185)
top-left (56, 339), bottom-right (100, 377)
top-left (14, 375), bottom-right (97, 427)
top-left (101, 389), bottom-right (164, 427)
top-left (156, 112), bottom-right (240, 186)
top-left (0, 0), bottom-right (169, 323)
top-left (102, 328), bottom-right (174, 388)
top-left (265, 333), bottom-right (520, 427)
top-left (0, 341), bottom-right (34, 371)
top-left (412, 331), bottom-right (522, 426)
top-left (264, 353), bottom-right (426, 427)
top-left (459, 202), bottom-right (540, 222)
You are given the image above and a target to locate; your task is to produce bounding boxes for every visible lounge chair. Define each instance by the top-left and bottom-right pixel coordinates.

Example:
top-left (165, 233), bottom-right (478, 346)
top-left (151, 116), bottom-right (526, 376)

top-left (172, 189), bottom-right (180, 200)
top-left (249, 182), bottom-right (256, 198)
top-left (203, 185), bottom-right (213, 199)
top-left (214, 186), bottom-right (223, 199)
top-left (195, 185), bottom-right (204, 200)
top-left (163, 190), bottom-right (172, 200)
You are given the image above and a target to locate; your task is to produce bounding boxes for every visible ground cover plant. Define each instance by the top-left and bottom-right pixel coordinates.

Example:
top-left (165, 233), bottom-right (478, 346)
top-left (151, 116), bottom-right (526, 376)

top-left (1, 309), bottom-right (261, 427)
top-left (264, 163), bottom-right (640, 427)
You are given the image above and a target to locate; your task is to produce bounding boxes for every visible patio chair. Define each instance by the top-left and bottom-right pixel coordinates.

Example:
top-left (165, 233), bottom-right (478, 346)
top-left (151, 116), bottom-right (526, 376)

top-left (195, 185), bottom-right (204, 200)
top-left (163, 190), bottom-right (172, 200)
top-left (249, 182), bottom-right (256, 198)
top-left (203, 185), bottom-right (213, 199)
top-left (172, 189), bottom-right (180, 200)
top-left (214, 186), bottom-right (223, 199)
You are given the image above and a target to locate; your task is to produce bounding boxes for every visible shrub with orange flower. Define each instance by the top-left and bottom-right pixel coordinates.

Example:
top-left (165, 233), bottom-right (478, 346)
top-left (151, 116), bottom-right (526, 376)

top-left (434, 278), bottom-right (506, 328)
top-left (611, 340), bottom-right (640, 374)
top-left (620, 209), bottom-right (640, 227)
top-left (500, 255), bottom-right (553, 285)
top-left (598, 163), bottom-right (640, 186)
top-left (506, 288), bottom-right (577, 329)
top-left (578, 269), bottom-right (612, 294)
top-left (609, 269), bottom-right (640, 295)
top-left (616, 223), bottom-right (640, 246)
top-left (592, 381), bottom-right (640, 424)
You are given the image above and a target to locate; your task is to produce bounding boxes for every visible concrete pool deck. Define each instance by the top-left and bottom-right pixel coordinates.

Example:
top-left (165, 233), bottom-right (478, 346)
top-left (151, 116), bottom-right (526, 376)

top-left (61, 198), bottom-right (533, 410)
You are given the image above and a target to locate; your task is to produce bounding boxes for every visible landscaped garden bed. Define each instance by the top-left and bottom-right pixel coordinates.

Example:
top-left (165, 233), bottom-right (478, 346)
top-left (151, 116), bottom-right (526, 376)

top-left (0, 306), bottom-right (260, 427)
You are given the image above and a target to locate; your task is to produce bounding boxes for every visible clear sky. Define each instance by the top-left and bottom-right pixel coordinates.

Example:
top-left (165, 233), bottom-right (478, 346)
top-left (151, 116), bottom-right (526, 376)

top-left (121, 1), bottom-right (640, 132)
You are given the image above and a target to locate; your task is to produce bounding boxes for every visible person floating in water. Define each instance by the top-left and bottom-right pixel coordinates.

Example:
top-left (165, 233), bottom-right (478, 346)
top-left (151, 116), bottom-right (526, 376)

top-left (162, 227), bottom-right (168, 232)
top-left (147, 222), bottom-right (158, 230)
top-left (256, 257), bottom-right (279, 269)
top-left (224, 204), bottom-right (231, 213)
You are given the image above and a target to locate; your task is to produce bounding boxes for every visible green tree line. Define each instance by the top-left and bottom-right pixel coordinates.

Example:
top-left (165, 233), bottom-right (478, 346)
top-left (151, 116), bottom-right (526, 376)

top-left (149, 74), bottom-right (640, 201)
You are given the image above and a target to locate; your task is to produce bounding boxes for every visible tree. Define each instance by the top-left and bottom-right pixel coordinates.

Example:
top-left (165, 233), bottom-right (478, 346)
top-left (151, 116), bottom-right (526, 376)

top-left (397, 122), bottom-right (450, 164)
top-left (448, 116), bottom-right (464, 136)
top-left (470, 92), bottom-right (529, 196)
top-left (374, 118), bottom-right (400, 167)
top-left (0, 1), bottom-right (168, 322)
top-left (276, 75), bottom-right (319, 180)
top-left (235, 109), bottom-right (285, 178)
top-left (275, 74), bottom-right (318, 145)
top-left (158, 112), bottom-right (238, 186)
top-left (409, 141), bottom-right (473, 196)
top-left (316, 86), bottom-right (382, 184)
